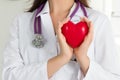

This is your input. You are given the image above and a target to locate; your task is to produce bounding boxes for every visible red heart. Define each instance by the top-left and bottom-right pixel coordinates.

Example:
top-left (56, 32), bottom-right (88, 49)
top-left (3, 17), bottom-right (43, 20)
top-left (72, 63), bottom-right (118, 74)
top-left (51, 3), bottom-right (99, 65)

top-left (62, 21), bottom-right (89, 48)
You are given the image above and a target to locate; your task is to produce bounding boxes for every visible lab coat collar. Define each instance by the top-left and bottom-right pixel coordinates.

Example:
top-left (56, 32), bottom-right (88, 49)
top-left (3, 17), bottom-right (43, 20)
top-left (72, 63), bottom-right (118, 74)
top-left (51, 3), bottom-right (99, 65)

top-left (36, 1), bottom-right (50, 17)
top-left (36, 1), bottom-right (78, 17)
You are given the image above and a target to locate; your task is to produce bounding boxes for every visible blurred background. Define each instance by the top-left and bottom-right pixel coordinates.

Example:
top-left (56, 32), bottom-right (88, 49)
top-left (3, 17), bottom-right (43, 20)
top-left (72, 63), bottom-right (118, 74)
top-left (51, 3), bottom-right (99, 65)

top-left (0, 0), bottom-right (120, 80)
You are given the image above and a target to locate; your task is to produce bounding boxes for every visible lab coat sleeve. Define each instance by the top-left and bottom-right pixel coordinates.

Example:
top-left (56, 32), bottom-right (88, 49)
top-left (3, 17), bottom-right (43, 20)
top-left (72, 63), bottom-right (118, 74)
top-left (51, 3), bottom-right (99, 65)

top-left (2, 16), bottom-right (49, 80)
top-left (83, 16), bottom-right (120, 80)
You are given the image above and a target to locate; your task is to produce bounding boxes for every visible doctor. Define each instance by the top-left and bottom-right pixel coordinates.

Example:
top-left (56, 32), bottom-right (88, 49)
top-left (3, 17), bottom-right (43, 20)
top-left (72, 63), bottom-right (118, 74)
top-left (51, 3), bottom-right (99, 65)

top-left (2, 0), bottom-right (120, 80)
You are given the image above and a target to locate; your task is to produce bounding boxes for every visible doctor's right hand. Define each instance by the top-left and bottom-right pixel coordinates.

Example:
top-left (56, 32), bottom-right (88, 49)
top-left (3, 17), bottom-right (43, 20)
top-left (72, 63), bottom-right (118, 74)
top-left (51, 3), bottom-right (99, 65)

top-left (56, 17), bottom-right (73, 62)
top-left (47, 18), bottom-right (73, 78)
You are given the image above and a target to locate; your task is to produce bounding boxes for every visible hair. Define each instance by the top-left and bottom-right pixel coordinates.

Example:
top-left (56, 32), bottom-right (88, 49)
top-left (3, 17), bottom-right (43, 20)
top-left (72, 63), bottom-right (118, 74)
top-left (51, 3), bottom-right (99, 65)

top-left (28, 0), bottom-right (89, 12)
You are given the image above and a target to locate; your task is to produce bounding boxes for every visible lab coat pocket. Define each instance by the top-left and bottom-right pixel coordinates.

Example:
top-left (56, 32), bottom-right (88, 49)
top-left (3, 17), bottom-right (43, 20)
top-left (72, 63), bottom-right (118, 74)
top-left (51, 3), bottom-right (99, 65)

top-left (23, 46), bottom-right (46, 64)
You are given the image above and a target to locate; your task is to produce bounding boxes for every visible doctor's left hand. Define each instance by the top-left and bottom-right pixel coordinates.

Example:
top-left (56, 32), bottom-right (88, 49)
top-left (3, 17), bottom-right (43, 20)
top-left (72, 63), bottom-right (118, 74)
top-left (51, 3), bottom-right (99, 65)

top-left (74, 17), bottom-right (94, 75)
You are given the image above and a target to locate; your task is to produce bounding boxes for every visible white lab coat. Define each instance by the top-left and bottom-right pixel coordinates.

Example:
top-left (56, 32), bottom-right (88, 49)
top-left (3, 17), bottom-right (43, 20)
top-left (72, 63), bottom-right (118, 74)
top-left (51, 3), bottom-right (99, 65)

top-left (2, 1), bottom-right (120, 80)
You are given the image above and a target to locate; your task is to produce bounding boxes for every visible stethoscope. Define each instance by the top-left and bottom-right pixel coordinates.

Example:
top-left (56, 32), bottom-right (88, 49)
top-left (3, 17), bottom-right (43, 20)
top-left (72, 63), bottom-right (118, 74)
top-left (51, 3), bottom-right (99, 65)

top-left (32, 0), bottom-right (88, 48)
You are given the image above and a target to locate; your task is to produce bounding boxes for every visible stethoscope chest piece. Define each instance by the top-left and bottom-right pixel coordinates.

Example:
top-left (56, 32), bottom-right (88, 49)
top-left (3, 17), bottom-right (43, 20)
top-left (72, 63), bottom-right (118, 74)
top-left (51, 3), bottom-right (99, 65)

top-left (32, 34), bottom-right (45, 48)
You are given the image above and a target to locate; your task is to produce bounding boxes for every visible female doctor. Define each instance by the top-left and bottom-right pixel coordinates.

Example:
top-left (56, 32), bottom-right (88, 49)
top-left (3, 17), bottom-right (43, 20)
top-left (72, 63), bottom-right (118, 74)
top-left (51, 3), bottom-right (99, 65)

top-left (2, 0), bottom-right (120, 80)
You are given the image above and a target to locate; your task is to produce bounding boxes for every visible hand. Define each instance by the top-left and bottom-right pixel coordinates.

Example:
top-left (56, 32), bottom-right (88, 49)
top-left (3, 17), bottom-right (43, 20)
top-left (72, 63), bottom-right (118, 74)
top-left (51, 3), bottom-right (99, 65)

top-left (56, 17), bottom-right (73, 62)
top-left (74, 17), bottom-right (94, 75)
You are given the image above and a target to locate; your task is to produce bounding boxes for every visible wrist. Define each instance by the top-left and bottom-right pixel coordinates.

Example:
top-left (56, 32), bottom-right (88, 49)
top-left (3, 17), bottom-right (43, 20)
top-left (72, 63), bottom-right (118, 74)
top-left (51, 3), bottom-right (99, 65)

top-left (76, 54), bottom-right (87, 63)
top-left (59, 53), bottom-right (71, 63)
top-left (78, 56), bottom-right (90, 75)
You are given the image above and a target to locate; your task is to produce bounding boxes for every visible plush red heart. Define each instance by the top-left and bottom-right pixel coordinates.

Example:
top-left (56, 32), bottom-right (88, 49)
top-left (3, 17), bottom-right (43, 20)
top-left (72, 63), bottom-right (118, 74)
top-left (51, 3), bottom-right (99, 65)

top-left (62, 21), bottom-right (89, 48)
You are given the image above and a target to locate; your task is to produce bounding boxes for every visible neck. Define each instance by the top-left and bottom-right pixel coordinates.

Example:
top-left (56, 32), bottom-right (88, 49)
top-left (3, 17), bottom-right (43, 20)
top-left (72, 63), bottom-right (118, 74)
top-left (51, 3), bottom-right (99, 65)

top-left (49, 0), bottom-right (74, 14)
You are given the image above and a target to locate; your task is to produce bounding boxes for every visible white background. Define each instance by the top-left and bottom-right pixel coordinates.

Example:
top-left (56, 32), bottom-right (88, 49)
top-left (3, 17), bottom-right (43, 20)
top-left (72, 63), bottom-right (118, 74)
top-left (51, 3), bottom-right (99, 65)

top-left (0, 0), bottom-right (120, 80)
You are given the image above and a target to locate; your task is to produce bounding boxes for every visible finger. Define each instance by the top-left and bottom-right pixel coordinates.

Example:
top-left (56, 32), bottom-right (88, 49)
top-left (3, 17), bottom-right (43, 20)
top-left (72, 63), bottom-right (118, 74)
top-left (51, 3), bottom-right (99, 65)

top-left (83, 22), bottom-right (93, 41)
top-left (57, 22), bottom-right (65, 36)
top-left (57, 17), bottom-right (70, 33)
top-left (82, 22), bottom-right (94, 45)
top-left (57, 17), bottom-right (70, 29)
top-left (86, 31), bottom-right (93, 45)
top-left (82, 17), bottom-right (91, 27)
top-left (89, 22), bottom-right (94, 33)
top-left (57, 21), bottom-right (63, 29)
top-left (83, 33), bottom-right (93, 46)
top-left (87, 22), bottom-right (94, 39)
top-left (80, 17), bottom-right (84, 22)
top-left (56, 27), bottom-right (65, 40)
top-left (83, 17), bottom-right (90, 23)
top-left (61, 17), bottom-right (70, 24)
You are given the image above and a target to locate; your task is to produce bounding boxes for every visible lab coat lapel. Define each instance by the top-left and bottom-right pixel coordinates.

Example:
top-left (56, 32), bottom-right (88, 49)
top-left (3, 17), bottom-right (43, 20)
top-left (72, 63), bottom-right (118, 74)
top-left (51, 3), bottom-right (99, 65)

top-left (36, 1), bottom-right (58, 56)
top-left (40, 13), bottom-right (58, 56)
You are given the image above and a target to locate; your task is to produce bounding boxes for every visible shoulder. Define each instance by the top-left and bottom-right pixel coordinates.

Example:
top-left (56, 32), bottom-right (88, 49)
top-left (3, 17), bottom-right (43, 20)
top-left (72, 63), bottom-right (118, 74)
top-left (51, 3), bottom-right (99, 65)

top-left (86, 8), bottom-right (109, 22)
top-left (85, 8), bottom-right (112, 35)
top-left (85, 8), bottom-right (111, 31)
top-left (14, 11), bottom-right (35, 23)
top-left (11, 11), bottom-right (36, 32)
